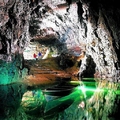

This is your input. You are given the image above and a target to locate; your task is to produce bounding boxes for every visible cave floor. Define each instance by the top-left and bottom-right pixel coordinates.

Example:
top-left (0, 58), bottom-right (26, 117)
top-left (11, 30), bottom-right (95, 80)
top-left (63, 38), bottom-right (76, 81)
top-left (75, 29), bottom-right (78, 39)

top-left (23, 57), bottom-right (80, 89)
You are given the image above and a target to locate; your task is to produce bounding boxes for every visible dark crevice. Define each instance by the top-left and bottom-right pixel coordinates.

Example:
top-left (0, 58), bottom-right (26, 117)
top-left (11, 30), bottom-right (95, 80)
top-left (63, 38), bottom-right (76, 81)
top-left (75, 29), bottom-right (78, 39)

top-left (6, 20), bottom-right (12, 29)
top-left (34, 5), bottom-right (41, 17)
top-left (29, 19), bottom-right (40, 36)
top-left (103, 53), bottom-right (108, 66)
top-left (77, 1), bottom-right (83, 23)
top-left (94, 28), bottom-right (101, 42)
top-left (8, 4), bottom-right (17, 26)
top-left (102, 12), bottom-right (120, 62)
top-left (89, 1), bottom-right (99, 26)
top-left (0, 33), bottom-right (7, 54)
top-left (114, 62), bottom-right (120, 70)
top-left (81, 55), bottom-right (96, 78)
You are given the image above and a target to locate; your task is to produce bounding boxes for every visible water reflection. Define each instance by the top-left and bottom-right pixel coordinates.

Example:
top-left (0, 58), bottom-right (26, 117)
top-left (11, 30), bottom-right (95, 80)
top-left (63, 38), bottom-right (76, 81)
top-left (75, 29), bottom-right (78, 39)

top-left (21, 80), bottom-right (84, 119)
top-left (0, 80), bottom-right (120, 120)
top-left (0, 81), bottom-right (84, 119)
top-left (0, 83), bottom-right (27, 119)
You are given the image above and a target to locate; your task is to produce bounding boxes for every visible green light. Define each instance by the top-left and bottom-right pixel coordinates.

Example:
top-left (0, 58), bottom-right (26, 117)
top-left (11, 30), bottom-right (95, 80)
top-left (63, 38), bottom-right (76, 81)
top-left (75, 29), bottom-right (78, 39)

top-left (76, 85), bottom-right (105, 99)
top-left (70, 81), bottom-right (81, 84)
top-left (44, 89), bottom-right (83, 113)
top-left (115, 90), bottom-right (120, 95)
top-left (82, 78), bottom-right (95, 81)
top-left (76, 85), bottom-right (120, 96)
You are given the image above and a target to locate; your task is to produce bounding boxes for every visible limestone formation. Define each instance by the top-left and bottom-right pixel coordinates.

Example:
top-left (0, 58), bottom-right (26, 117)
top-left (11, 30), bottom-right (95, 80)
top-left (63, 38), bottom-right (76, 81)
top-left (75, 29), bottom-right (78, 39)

top-left (0, 0), bottom-right (120, 120)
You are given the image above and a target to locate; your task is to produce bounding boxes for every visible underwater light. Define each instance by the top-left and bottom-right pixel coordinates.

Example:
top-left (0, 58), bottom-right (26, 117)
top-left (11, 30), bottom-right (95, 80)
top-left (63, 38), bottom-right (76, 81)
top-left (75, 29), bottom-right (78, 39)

top-left (77, 85), bottom-right (104, 92)
top-left (76, 85), bottom-right (86, 98)
top-left (77, 85), bottom-right (120, 95)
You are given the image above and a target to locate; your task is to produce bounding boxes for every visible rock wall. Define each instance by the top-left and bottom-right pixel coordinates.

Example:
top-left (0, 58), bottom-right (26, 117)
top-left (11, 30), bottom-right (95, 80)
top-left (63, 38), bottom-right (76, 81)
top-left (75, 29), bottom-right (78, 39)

top-left (77, 0), bottom-right (120, 81)
top-left (0, 53), bottom-right (28, 84)
top-left (0, 0), bottom-right (30, 84)
top-left (0, 0), bottom-right (82, 84)
top-left (0, 0), bottom-right (120, 82)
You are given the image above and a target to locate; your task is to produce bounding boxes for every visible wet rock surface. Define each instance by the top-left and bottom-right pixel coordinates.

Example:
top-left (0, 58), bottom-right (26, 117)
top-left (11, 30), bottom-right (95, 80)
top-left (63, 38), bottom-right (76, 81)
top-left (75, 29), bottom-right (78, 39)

top-left (0, 0), bottom-right (120, 82)
top-left (0, 0), bottom-right (120, 120)
top-left (24, 55), bottom-right (80, 88)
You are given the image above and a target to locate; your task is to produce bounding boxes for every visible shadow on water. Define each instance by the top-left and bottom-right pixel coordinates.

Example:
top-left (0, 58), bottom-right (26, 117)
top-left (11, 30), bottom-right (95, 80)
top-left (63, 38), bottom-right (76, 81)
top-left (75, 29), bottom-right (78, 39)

top-left (0, 80), bottom-right (84, 119)
top-left (0, 83), bottom-right (27, 119)
top-left (0, 79), bottom-right (95, 119)
top-left (0, 79), bottom-right (120, 120)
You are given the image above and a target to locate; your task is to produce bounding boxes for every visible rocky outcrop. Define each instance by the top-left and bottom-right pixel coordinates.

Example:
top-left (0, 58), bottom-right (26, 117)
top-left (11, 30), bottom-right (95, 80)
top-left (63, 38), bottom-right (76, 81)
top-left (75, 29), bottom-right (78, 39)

top-left (79, 0), bottom-right (120, 81)
top-left (0, 53), bottom-right (28, 84)
top-left (0, 0), bottom-right (82, 84)
top-left (0, 0), bottom-right (120, 84)
top-left (0, 0), bottom-right (30, 84)
top-left (0, 0), bottom-right (30, 56)
top-left (0, 1), bottom-right (120, 120)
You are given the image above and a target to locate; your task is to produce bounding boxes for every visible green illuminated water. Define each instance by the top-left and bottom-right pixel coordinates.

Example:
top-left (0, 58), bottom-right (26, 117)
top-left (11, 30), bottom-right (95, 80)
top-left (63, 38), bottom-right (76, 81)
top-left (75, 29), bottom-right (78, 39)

top-left (0, 79), bottom-right (120, 120)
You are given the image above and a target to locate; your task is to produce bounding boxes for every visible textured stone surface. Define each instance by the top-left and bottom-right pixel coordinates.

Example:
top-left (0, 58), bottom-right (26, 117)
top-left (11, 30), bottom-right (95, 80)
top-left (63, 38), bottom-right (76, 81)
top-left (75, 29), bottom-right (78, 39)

top-left (76, 0), bottom-right (120, 81)
top-left (0, 0), bottom-right (120, 119)
top-left (0, 0), bottom-right (119, 82)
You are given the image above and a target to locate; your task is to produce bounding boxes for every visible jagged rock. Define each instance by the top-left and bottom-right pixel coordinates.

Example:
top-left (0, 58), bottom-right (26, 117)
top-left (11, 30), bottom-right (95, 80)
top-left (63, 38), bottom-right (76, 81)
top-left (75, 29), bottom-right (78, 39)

top-left (0, 0), bottom-right (120, 119)
top-left (0, 0), bottom-right (119, 84)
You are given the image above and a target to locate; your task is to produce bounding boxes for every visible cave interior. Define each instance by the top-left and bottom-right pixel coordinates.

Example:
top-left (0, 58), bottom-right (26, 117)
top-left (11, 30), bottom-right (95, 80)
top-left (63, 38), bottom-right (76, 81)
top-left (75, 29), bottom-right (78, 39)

top-left (0, 0), bottom-right (120, 120)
